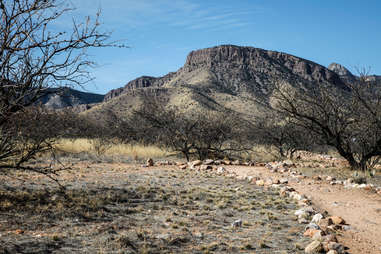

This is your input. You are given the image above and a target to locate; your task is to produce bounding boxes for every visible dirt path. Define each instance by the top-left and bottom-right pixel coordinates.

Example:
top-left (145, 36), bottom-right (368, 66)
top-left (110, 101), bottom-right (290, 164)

top-left (228, 166), bottom-right (381, 254)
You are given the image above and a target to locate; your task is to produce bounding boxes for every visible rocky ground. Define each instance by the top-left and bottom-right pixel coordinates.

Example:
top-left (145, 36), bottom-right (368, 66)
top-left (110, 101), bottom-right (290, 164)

top-left (1, 154), bottom-right (380, 254)
top-left (176, 154), bottom-right (381, 254)
top-left (0, 163), bottom-right (310, 253)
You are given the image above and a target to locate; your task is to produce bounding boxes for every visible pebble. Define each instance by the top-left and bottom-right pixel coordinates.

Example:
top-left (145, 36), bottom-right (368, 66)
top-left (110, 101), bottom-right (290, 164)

top-left (232, 219), bottom-right (242, 228)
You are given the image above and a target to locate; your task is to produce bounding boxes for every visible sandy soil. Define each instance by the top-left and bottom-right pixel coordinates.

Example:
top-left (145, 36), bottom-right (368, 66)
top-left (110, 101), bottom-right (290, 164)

top-left (228, 166), bottom-right (381, 254)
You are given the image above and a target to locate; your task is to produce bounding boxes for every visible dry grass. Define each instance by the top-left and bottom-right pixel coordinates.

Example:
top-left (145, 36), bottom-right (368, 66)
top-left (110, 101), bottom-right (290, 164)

top-left (54, 138), bottom-right (169, 159)
top-left (0, 165), bottom-right (309, 253)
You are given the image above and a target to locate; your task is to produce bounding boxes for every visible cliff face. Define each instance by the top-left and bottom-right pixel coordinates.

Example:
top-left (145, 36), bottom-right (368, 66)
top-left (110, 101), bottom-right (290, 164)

top-left (104, 45), bottom-right (346, 102)
top-left (104, 73), bottom-right (176, 101)
top-left (328, 62), bottom-right (381, 85)
top-left (181, 45), bottom-right (345, 91)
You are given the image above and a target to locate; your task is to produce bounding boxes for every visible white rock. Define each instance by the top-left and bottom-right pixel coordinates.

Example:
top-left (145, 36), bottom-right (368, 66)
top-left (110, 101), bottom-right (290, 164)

top-left (216, 167), bottom-right (226, 174)
top-left (295, 209), bottom-right (307, 216)
top-left (311, 213), bottom-right (323, 224)
top-left (232, 219), bottom-right (242, 228)
top-left (246, 176), bottom-right (254, 182)
top-left (298, 218), bottom-right (309, 224)
top-left (305, 240), bottom-right (323, 253)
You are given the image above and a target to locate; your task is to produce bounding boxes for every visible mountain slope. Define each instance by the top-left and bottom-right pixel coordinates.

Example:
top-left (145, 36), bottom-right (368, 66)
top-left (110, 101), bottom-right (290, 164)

top-left (86, 45), bottom-right (348, 119)
top-left (39, 87), bottom-right (104, 110)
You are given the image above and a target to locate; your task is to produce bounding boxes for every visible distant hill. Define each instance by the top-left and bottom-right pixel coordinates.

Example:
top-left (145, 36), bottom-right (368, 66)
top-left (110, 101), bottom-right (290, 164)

top-left (85, 45), bottom-right (349, 121)
top-left (38, 87), bottom-right (104, 110)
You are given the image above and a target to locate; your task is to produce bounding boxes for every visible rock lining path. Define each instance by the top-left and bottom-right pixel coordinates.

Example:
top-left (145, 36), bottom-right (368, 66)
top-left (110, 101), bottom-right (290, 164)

top-left (228, 166), bottom-right (381, 254)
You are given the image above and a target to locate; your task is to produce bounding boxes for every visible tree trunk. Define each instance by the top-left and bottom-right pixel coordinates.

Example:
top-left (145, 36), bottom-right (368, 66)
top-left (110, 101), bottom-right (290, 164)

top-left (182, 151), bottom-right (190, 162)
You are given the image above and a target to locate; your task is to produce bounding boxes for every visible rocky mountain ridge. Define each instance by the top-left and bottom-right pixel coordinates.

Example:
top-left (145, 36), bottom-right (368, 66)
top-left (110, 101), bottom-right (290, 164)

top-left (39, 87), bottom-right (104, 110)
top-left (46, 45), bottom-right (381, 114)
top-left (103, 45), bottom-right (348, 103)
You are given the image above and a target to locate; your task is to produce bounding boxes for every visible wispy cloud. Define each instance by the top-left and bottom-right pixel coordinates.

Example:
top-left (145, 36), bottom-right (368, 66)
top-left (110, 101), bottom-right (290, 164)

top-left (67, 0), bottom-right (260, 31)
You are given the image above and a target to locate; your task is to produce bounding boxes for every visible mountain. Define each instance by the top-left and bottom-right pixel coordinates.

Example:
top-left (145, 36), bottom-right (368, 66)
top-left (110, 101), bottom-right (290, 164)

top-left (328, 62), bottom-right (381, 85)
top-left (85, 45), bottom-right (348, 120)
top-left (39, 87), bottom-right (104, 110)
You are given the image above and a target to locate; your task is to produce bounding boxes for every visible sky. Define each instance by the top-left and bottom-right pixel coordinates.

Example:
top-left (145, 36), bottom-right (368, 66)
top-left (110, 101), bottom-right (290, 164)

top-left (62, 0), bottom-right (381, 94)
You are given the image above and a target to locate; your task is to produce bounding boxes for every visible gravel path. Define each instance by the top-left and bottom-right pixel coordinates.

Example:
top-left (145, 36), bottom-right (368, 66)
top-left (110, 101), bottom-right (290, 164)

top-left (229, 166), bottom-right (381, 254)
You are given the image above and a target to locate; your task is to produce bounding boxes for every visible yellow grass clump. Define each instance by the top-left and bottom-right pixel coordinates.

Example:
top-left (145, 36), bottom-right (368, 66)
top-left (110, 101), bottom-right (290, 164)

top-left (55, 138), bottom-right (168, 159)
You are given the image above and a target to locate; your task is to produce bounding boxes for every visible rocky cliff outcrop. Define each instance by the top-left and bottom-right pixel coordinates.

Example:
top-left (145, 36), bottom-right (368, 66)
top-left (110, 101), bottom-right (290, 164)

top-left (104, 45), bottom-right (346, 103)
top-left (328, 63), bottom-right (357, 84)
top-left (328, 62), bottom-right (381, 85)
top-left (104, 73), bottom-right (177, 101)
top-left (181, 45), bottom-right (345, 92)
top-left (328, 63), bottom-right (353, 77)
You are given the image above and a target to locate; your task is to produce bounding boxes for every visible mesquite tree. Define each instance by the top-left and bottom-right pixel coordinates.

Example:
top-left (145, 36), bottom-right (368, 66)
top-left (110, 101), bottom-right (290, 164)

top-left (0, 0), bottom-right (122, 176)
top-left (271, 75), bottom-right (381, 171)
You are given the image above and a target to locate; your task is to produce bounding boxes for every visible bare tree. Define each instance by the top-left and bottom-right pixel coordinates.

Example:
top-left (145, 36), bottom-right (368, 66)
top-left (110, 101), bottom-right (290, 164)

top-left (252, 111), bottom-right (312, 159)
top-left (0, 0), bottom-right (123, 175)
top-left (121, 92), bottom-right (251, 161)
top-left (271, 75), bottom-right (381, 171)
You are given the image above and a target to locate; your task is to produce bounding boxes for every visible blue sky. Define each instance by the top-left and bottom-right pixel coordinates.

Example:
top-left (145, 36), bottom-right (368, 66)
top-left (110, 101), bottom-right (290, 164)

top-left (65, 0), bottom-right (381, 94)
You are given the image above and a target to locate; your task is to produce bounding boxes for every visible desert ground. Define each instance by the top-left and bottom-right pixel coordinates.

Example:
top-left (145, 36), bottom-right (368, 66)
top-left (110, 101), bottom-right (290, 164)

top-left (0, 148), bottom-right (380, 254)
